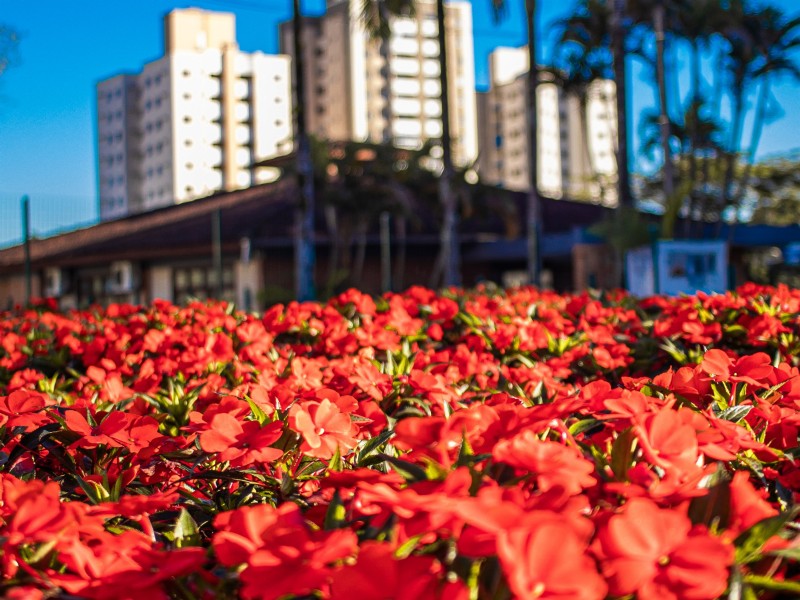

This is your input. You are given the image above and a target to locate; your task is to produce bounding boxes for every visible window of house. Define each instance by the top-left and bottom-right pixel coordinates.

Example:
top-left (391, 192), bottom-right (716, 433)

top-left (173, 263), bottom-right (235, 304)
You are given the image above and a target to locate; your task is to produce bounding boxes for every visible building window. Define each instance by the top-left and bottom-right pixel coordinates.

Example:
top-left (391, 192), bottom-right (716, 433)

top-left (173, 263), bottom-right (235, 303)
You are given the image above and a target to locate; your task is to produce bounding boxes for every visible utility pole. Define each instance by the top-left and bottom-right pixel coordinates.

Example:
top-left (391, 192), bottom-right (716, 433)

top-left (653, 4), bottom-right (674, 201)
top-left (525, 0), bottom-right (541, 286)
top-left (22, 195), bottom-right (31, 304)
top-left (435, 0), bottom-right (461, 288)
top-left (292, 0), bottom-right (316, 301)
top-left (611, 0), bottom-right (633, 208)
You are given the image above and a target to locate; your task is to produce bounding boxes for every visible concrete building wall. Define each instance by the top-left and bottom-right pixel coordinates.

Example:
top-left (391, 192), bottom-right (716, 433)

top-left (0, 274), bottom-right (40, 309)
top-left (97, 8), bottom-right (293, 221)
top-left (149, 265), bottom-right (173, 301)
top-left (165, 8), bottom-right (236, 54)
top-left (283, 0), bottom-right (478, 166)
top-left (97, 75), bottom-right (139, 221)
top-left (476, 46), bottom-right (619, 205)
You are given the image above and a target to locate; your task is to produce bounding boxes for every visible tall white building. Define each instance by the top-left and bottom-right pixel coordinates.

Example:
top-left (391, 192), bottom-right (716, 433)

top-left (97, 9), bottom-right (293, 221)
top-left (477, 47), bottom-right (618, 205)
top-left (281, 0), bottom-right (478, 167)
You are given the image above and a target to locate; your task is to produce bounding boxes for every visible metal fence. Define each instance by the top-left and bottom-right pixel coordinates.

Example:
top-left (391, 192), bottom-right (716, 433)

top-left (0, 193), bottom-right (98, 248)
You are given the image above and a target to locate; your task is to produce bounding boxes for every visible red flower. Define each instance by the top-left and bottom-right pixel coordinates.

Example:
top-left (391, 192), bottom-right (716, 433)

top-left (213, 502), bottom-right (357, 600)
top-left (636, 407), bottom-right (702, 477)
top-left (199, 413), bottom-right (283, 466)
top-left (330, 542), bottom-right (467, 600)
top-left (594, 498), bottom-right (733, 600)
top-left (497, 516), bottom-right (607, 600)
top-left (289, 393), bottom-right (358, 459)
top-left (492, 430), bottom-right (596, 495)
top-left (0, 390), bottom-right (54, 431)
top-left (64, 409), bottom-right (161, 453)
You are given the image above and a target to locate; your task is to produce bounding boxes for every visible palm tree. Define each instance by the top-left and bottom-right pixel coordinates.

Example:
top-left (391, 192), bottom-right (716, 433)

top-left (554, 0), bottom-right (632, 208)
top-left (610, 0), bottom-right (633, 207)
top-left (357, 0), bottom-right (464, 287)
top-left (551, 3), bottom-right (616, 199)
top-left (717, 2), bottom-right (800, 219)
top-left (489, 0), bottom-right (545, 284)
top-left (728, 5), bottom-right (800, 213)
top-left (673, 0), bottom-right (727, 222)
top-left (0, 24), bottom-right (20, 79)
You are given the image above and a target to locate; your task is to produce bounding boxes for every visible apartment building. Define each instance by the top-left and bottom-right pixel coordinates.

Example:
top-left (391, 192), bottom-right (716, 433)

top-left (97, 9), bottom-right (293, 221)
top-left (477, 47), bottom-right (618, 205)
top-left (280, 0), bottom-right (478, 167)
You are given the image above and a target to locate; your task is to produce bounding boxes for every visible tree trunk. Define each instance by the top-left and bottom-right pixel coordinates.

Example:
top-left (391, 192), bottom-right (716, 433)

top-left (653, 5), bottom-right (674, 202)
top-left (525, 0), bottom-right (541, 286)
top-left (685, 41), bottom-right (702, 236)
top-left (719, 84), bottom-right (745, 224)
top-left (611, 0), bottom-right (633, 208)
top-left (732, 76), bottom-right (771, 214)
top-left (434, 0), bottom-right (460, 288)
top-left (292, 0), bottom-right (316, 301)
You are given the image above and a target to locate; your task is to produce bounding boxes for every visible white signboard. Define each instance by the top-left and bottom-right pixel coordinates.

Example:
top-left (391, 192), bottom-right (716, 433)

top-left (656, 240), bottom-right (728, 296)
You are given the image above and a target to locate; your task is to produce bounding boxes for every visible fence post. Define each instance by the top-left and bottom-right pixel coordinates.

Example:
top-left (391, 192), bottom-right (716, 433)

top-left (212, 208), bottom-right (223, 300)
top-left (22, 195), bottom-right (31, 304)
top-left (380, 212), bottom-right (391, 292)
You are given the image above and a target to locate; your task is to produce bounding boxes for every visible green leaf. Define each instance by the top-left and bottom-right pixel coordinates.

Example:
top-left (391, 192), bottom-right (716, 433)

top-left (395, 533), bottom-right (424, 559)
top-left (324, 491), bottom-right (347, 530)
top-left (328, 445), bottom-right (343, 472)
top-left (610, 428), bottom-right (636, 482)
top-left (734, 508), bottom-right (798, 564)
top-left (688, 477), bottom-right (731, 531)
top-left (568, 418), bottom-right (603, 437)
top-left (768, 547), bottom-right (800, 561)
top-left (280, 471), bottom-right (295, 497)
top-left (173, 509), bottom-right (201, 548)
top-left (744, 574), bottom-right (800, 594)
top-left (717, 405), bottom-right (753, 423)
top-left (246, 395), bottom-right (268, 426)
top-left (381, 454), bottom-right (428, 483)
top-left (357, 428), bottom-right (395, 466)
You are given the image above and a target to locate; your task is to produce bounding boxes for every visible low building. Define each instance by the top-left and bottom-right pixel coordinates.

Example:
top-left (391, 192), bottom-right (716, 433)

top-left (0, 178), bottom-right (618, 309)
top-left (476, 47), bottom-right (618, 205)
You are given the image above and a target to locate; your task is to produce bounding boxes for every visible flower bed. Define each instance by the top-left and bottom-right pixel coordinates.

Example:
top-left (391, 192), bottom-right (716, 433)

top-left (3, 283), bottom-right (800, 599)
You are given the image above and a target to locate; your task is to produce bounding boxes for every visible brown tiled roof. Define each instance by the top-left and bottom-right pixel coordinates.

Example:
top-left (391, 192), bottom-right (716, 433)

top-left (0, 181), bottom-right (296, 272)
top-left (0, 178), bottom-right (614, 273)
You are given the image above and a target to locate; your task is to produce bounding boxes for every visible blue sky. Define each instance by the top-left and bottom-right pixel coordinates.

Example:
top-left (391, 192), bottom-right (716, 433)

top-left (0, 0), bottom-right (799, 245)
